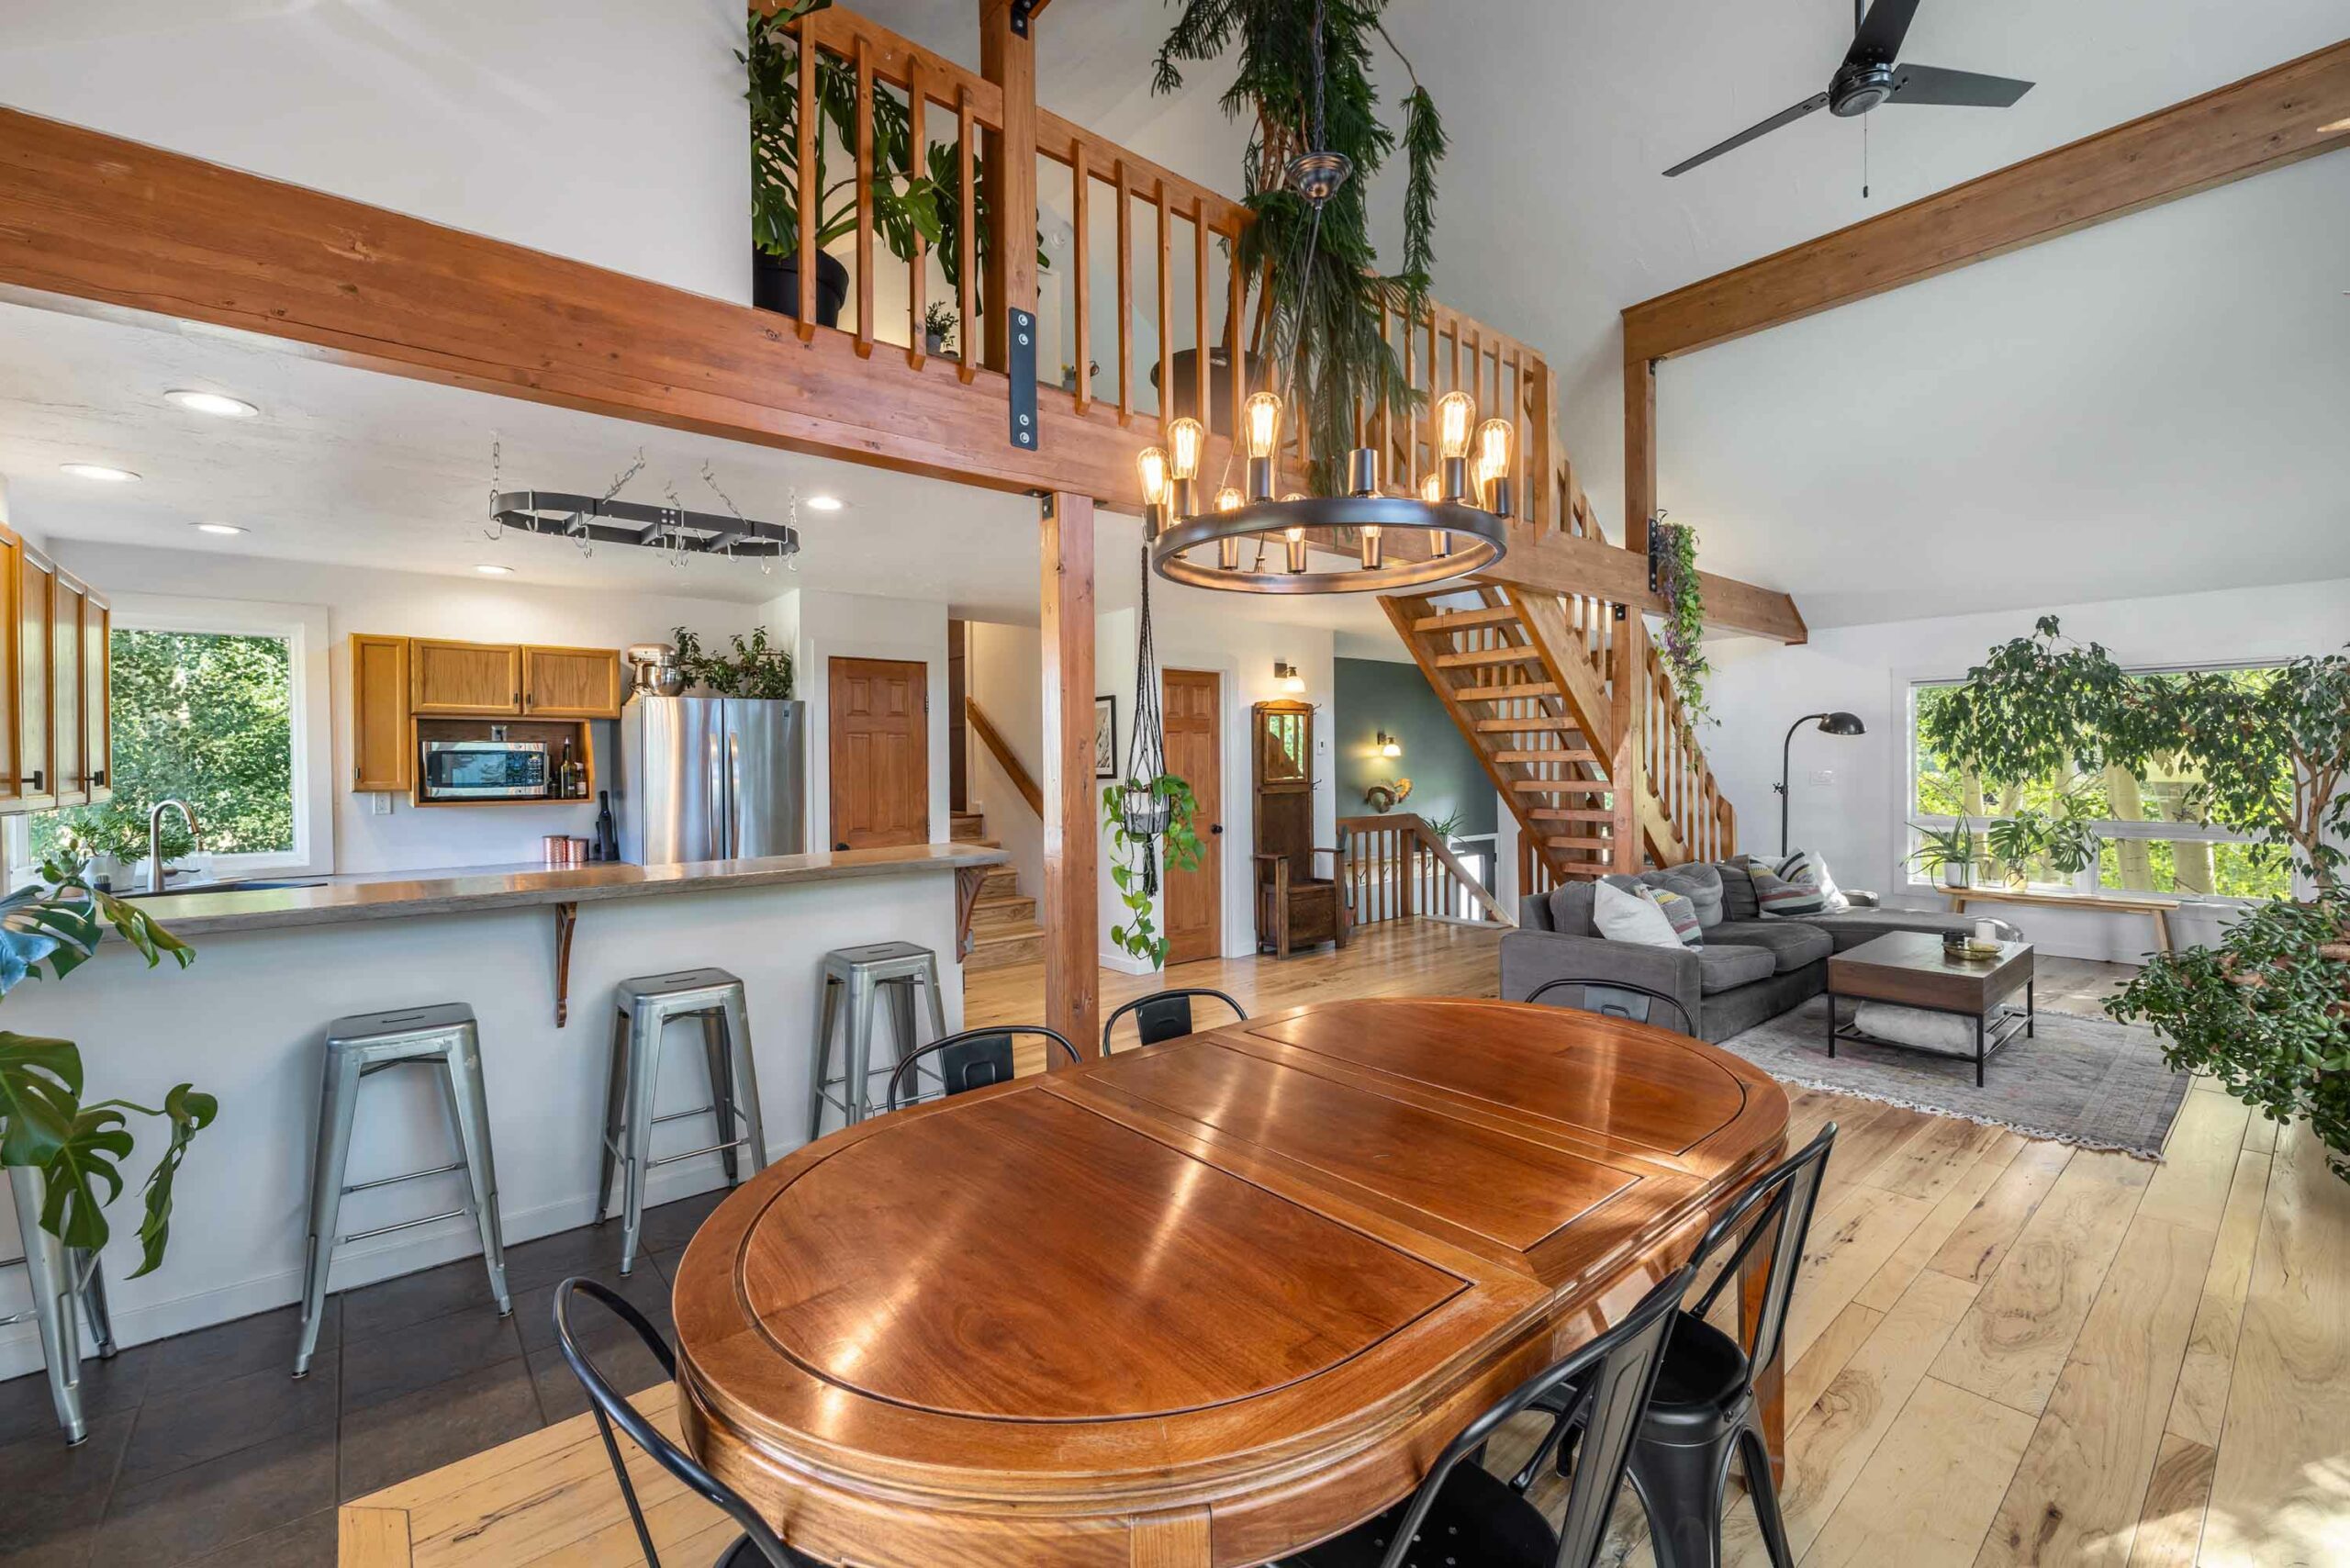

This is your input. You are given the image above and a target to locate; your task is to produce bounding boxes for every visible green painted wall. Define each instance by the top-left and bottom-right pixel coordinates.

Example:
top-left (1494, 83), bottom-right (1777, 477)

top-left (1333, 656), bottom-right (1496, 840)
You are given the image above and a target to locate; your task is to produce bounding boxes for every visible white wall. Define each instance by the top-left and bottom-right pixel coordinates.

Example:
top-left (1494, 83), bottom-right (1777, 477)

top-left (964, 621), bottom-right (1046, 902)
top-left (50, 542), bottom-right (766, 873)
top-left (0, 0), bottom-right (750, 305)
top-left (771, 587), bottom-right (952, 851)
top-left (1705, 577), bottom-right (2350, 961)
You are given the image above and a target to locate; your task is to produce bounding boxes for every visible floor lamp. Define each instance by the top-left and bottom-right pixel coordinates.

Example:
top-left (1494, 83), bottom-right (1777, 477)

top-left (1776, 711), bottom-right (1866, 857)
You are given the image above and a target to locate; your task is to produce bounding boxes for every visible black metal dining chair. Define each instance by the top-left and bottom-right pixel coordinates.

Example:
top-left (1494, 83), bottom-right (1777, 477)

top-left (1280, 1260), bottom-right (1695, 1568)
top-left (885, 1024), bottom-right (1082, 1113)
top-left (552, 1277), bottom-right (813, 1567)
top-left (1525, 977), bottom-right (1696, 1036)
top-left (1511, 1123), bottom-right (1839, 1568)
top-left (1102, 987), bottom-right (1248, 1054)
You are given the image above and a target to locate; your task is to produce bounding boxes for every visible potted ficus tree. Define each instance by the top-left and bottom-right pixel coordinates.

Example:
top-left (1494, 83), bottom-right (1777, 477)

top-left (1925, 617), bottom-right (2350, 1174)
top-left (1, 857), bottom-right (208, 1277)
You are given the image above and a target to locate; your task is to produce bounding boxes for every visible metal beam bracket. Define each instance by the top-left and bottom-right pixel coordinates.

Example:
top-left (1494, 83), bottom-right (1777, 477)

top-left (1008, 307), bottom-right (1038, 450)
top-left (1008, 0), bottom-right (1038, 38)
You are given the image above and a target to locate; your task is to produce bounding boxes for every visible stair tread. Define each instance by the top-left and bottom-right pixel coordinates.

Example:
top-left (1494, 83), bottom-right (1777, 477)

top-left (1411, 605), bottom-right (1523, 633)
top-left (1510, 779), bottom-right (1611, 793)
top-left (1433, 645), bottom-right (1541, 669)
top-left (1543, 835), bottom-right (1616, 849)
top-left (1493, 748), bottom-right (1598, 764)
top-left (1455, 682), bottom-right (1560, 701)
top-left (1473, 716), bottom-right (1578, 732)
top-left (1528, 808), bottom-right (1615, 822)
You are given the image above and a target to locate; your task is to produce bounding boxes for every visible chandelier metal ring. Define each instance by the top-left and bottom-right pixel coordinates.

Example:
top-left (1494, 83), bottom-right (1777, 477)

top-left (1150, 494), bottom-right (1506, 594)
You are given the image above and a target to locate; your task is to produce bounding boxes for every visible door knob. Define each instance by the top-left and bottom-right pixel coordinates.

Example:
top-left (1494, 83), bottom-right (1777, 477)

top-left (834, 842), bottom-right (850, 852)
top-left (1210, 823), bottom-right (1224, 834)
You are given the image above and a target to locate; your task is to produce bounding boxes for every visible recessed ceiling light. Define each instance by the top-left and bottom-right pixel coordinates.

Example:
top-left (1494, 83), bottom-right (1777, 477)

top-left (803, 494), bottom-right (845, 512)
top-left (194, 521), bottom-right (247, 536)
top-left (61, 463), bottom-right (140, 483)
top-left (474, 564), bottom-right (514, 576)
top-left (163, 389), bottom-right (260, 419)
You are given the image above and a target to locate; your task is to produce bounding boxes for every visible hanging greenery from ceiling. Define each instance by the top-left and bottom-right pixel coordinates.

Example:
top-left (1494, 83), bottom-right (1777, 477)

top-left (1153, 0), bottom-right (1446, 493)
top-left (1651, 516), bottom-right (1711, 731)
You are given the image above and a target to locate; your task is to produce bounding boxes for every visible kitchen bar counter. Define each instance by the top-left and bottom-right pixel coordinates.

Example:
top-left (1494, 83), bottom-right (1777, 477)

top-left (134, 843), bottom-right (1006, 937)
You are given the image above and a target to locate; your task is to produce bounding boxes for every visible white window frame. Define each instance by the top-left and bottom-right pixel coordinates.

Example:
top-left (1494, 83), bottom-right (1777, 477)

top-left (7, 595), bottom-right (336, 883)
top-left (1901, 663), bottom-right (2288, 908)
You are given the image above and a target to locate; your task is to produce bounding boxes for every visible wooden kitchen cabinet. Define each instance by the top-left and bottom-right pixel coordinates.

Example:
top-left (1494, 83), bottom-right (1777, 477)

top-left (410, 639), bottom-right (522, 714)
top-left (521, 645), bottom-right (622, 718)
top-left (350, 633), bottom-right (412, 791)
top-left (15, 547), bottom-right (54, 812)
top-left (84, 588), bottom-right (112, 805)
top-left (50, 571), bottom-right (88, 809)
top-left (0, 529), bottom-right (113, 817)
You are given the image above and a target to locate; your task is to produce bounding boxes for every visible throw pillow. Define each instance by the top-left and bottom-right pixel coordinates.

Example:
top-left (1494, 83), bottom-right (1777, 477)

top-left (1645, 886), bottom-right (1706, 948)
top-left (1748, 862), bottom-right (1829, 918)
top-left (1777, 848), bottom-right (1851, 913)
top-left (1594, 878), bottom-right (1685, 950)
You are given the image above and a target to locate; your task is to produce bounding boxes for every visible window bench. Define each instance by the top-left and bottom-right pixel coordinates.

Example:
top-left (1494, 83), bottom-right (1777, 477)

top-left (1940, 887), bottom-right (2178, 954)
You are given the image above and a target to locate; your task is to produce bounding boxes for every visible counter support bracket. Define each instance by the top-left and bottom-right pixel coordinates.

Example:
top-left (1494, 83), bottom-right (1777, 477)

top-left (954, 866), bottom-right (988, 959)
top-left (553, 902), bottom-right (580, 1025)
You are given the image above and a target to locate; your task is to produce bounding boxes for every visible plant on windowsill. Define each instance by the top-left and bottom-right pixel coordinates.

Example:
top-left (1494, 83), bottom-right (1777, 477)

top-left (923, 301), bottom-right (957, 358)
top-left (1906, 818), bottom-right (1977, 890)
top-left (0, 857), bottom-right (208, 1273)
top-left (1102, 774), bottom-right (1205, 969)
top-left (1985, 789), bottom-right (2102, 889)
top-left (1651, 516), bottom-right (1711, 731)
top-left (1925, 615), bottom-right (2350, 1175)
top-left (670, 626), bottom-right (795, 701)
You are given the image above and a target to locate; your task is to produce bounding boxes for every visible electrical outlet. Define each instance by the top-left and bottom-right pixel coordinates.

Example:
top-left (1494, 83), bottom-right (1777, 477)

top-left (1808, 768), bottom-right (1836, 787)
top-left (372, 791), bottom-right (394, 815)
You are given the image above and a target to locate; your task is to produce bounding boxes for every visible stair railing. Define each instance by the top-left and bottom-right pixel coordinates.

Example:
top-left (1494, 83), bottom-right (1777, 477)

top-left (1339, 813), bottom-right (1512, 928)
top-left (965, 697), bottom-right (1043, 818)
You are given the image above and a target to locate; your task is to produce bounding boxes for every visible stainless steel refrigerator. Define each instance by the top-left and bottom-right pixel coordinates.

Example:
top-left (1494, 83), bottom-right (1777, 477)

top-left (614, 697), bottom-right (807, 864)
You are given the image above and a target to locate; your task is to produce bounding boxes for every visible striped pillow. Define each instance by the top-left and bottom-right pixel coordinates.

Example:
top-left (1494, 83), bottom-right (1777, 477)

top-left (1775, 848), bottom-right (1851, 913)
top-left (1645, 886), bottom-right (1706, 947)
top-left (1749, 863), bottom-right (1829, 918)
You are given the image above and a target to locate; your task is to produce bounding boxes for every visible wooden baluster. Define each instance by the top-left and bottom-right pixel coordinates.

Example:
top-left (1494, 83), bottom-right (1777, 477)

top-left (1402, 307), bottom-right (1418, 493)
top-left (1069, 140), bottom-right (1088, 410)
top-left (795, 9), bottom-right (820, 340)
top-left (957, 88), bottom-right (978, 383)
top-left (1155, 182), bottom-right (1173, 436)
top-left (853, 37), bottom-right (875, 357)
top-left (1225, 227), bottom-right (1245, 446)
top-left (1192, 202), bottom-right (1210, 432)
top-left (905, 64), bottom-right (927, 370)
top-left (1115, 161), bottom-right (1134, 422)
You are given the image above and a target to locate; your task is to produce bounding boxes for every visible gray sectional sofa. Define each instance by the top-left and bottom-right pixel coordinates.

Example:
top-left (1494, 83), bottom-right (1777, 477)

top-left (1499, 857), bottom-right (2020, 1042)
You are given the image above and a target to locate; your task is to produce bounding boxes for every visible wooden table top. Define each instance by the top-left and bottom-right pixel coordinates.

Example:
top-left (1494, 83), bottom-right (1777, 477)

top-left (668, 996), bottom-right (1789, 1568)
top-left (1830, 932), bottom-right (2033, 1008)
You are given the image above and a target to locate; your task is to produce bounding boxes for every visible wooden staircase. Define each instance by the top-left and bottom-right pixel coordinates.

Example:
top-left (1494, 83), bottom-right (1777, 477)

top-left (953, 809), bottom-right (1045, 970)
top-left (1382, 582), bottom-right (1736, 890)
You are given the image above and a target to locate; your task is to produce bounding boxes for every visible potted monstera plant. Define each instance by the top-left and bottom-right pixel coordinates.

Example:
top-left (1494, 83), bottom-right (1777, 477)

top-left (1, 857), bottom-right (208, 1274)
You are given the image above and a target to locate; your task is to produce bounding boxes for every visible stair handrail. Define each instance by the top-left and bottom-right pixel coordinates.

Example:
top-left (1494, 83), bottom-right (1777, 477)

top-left (965, 697), bottom-right (1043, 819)
top-left (1336, 812), bottom-right (1511, 926)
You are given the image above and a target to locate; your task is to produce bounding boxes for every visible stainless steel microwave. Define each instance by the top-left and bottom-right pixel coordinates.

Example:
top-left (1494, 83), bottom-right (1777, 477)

top-left (420, 739), bottom-right (549, 800)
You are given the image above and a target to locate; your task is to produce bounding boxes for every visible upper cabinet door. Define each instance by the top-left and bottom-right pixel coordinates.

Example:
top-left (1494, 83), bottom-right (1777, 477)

top-left (521, 645), bottom-right (623, 718)
top-left (83, 593), bottom-right (110, 805)
top-left (50, 573), bottom-right (88, 810)
top-left (351, 633), bottom-right (412, 791)
top-left (0, 528), bottom-right (20, 811)
top-left (410, 639), bottom-right (521, 714)
top-left (16, 550), bottom-right (54, 812)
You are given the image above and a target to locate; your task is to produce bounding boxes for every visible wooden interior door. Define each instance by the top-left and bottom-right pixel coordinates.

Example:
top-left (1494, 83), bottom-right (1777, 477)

top-left (829, 656), bottom-right (929, 850)
top-left (1161, 668), bottom-right (1222, 966)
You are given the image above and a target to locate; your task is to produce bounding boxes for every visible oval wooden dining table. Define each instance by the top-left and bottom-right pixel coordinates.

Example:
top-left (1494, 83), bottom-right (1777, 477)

top-left (669, 995), bottom-right (1790, 1568)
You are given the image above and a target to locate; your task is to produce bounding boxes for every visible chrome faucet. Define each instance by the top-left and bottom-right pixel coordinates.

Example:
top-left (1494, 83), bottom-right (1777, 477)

top-left (148, 800), bottom-right (202, 894)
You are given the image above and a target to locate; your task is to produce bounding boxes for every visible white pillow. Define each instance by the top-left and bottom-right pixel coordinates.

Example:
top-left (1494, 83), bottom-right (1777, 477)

top-left (1595, 879), bottom-right (1686, 950)
top-left (1779, 848), bottom-right (1852, 913)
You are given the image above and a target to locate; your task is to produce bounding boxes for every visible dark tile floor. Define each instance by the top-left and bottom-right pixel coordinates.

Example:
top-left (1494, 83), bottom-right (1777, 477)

top-left (0, 1185), bottom-right (731, 1568)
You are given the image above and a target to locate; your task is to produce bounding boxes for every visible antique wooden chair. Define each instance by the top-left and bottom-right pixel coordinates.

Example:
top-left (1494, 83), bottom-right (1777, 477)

top-left (1251, 700), bottom-right (1352, 957)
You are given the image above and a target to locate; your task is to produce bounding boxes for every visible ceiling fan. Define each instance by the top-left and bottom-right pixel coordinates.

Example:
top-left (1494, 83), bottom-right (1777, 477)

top-left (1663, 0), bottom-right (2033, 178)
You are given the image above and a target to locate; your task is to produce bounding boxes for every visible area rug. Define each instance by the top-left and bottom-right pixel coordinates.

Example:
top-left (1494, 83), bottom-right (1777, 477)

top-left (1717, 994), bottom-right (2191, 1159)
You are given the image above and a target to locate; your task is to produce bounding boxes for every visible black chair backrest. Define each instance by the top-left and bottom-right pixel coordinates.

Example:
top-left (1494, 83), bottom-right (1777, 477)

top-left (1684, 1123), bottom-right (1837, 1381)
top-left (1375, 1262), bottom-right (1694, 1568)
top-left (551, 1277), bottom-right (796, 1568)
top-left (1525, 976), bottom-right (1695, 1036)
top-left (886, 1025), bottom-right (1082, 1113)
top-left (1102, 987), bottom-right (1247, 1053)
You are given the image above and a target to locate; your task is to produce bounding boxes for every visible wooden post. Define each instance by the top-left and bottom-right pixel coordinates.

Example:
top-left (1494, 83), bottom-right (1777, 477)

top-left (1039, 492), bottom-right (1100, 1057)
top-left (1623, 349), bottom-right (1656, 556)
top-left (979, 0), bottom-right (1039, 373)
top-left (1609, 616), bottom-right (1645, 875)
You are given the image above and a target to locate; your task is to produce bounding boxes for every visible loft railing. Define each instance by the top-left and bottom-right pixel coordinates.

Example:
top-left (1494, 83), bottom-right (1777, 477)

top-left (1340, 814), bottom-right (1511, 928)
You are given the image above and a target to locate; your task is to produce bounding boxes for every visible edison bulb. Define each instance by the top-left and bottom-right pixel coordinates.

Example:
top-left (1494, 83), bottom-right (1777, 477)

top-left (1168, 417), bottom-right (1204, 481)
top-left (1435, 391), bottom-right (1475, 461)
top-left (1476, 418), bottom-right (1515, 482)
top-left (1214, 487), bottom-right (1243, 512)
top-left (1418, 473), bottom-right (1442, 503)
top-left (1136, 446), bottom-right (1169, 508)
top-left (1243, 392), bottom-right (1282, 460)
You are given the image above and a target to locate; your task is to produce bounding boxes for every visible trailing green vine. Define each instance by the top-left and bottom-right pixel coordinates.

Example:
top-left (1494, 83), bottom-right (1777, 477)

top-left (1651, 518), bottom-right (1710, 730)
top-left (1102, 775), bottom-right (1206, 968)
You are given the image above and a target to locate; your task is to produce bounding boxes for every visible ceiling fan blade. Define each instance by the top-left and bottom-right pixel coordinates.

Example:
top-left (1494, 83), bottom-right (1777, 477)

top-left (1887, 63), bottom-right (2034, 107)
top-left (1847, 0), bottom-right (1922, 63)
top-left (1662, 92), bottom-right (1832, 177)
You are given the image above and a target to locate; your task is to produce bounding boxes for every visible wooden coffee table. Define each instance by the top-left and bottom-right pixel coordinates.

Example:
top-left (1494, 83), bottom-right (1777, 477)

top-left (1827, 931), bottom-right (2034, 1087)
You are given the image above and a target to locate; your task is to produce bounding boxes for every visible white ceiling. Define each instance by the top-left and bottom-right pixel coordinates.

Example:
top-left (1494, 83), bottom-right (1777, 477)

top-left (857, 0), bottom-right (2350, 628)
top-left (0, 297), bottom-right (1398, 638)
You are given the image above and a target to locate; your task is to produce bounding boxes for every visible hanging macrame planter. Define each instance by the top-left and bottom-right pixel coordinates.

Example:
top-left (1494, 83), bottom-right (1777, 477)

top-left (1119, 543), bottom-right (1173, 893)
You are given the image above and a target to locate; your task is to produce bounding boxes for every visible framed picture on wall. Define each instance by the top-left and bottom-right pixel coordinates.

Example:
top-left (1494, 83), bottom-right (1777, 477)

top-left (1094, 696), bottom-right (1117, 778)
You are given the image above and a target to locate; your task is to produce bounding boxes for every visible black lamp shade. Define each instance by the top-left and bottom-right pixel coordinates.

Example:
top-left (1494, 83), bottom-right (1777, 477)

top-left (1817, 711), bottom-right (1866, 736)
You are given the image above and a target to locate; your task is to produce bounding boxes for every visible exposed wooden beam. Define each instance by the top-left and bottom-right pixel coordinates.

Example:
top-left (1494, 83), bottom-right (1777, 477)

top-left (1623, 350), bottom-right (1657, 553)
top-left (1471, 523), bottom-right (1806, 644)
top-left (1623, 39), bottom-right (2350, 364)
top-left (979, 0), bottom-right (1039, 372)
top-left (1037, 493), bottom-right (1100, 1058)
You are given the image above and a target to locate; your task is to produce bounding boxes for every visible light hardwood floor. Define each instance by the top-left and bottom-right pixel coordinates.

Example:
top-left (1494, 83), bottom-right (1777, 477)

top-left (340, 923), bottom-right (2350, 1567)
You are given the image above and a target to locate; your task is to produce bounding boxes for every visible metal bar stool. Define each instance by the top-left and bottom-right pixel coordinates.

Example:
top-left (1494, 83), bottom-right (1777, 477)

top-left (596, 968), bottom-right (766, 1276)
top-left (806, 942), bottom-right (947, 1138)
top-left (297, 1002), bottom-right (510, 1377)
top-left (2, 1167), bottom-right (118, 1444)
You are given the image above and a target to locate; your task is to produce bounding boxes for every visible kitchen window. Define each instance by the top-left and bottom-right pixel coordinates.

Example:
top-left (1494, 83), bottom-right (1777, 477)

top-left (1906, 666), bottom-right (2293, 903)
top-left (11, 595), bottom-right (332, 887)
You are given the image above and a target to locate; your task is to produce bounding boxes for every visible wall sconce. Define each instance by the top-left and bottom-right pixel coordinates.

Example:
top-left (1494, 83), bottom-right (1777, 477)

top-left (1375, 729), bottom-right (1403, 758)
top-left (1273, 660), bottom-right (1305, 695)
